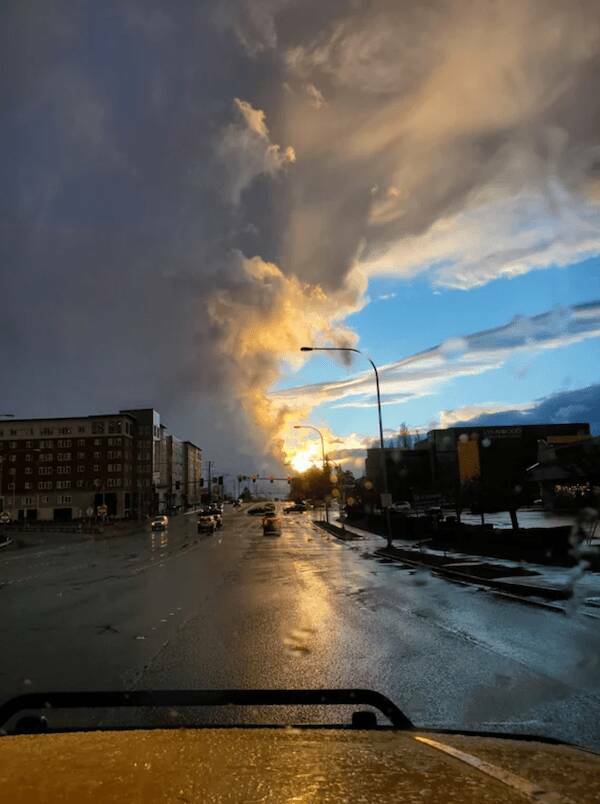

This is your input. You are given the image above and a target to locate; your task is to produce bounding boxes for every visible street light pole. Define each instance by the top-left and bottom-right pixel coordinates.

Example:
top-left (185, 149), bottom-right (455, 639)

top-left (293, 424), bottom-right (329, 524)
top-left (300, 346), bottom-right (393, 548)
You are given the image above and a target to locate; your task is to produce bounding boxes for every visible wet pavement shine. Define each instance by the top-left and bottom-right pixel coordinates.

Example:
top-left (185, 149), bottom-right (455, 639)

top-left (1, 507), bottom-right (600, 748)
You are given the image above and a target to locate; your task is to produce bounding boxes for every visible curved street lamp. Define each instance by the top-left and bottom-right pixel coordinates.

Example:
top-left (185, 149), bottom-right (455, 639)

top-left (300, 346), bottom-right (392, 548)
top-left (293, 424), bottom-right (329, 524)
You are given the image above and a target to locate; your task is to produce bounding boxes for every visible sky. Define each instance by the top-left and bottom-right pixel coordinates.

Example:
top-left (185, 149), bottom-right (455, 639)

top-left (2, 0), bottom-right (600, 476)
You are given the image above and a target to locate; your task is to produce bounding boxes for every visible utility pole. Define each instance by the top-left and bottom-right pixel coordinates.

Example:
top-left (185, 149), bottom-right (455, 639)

top-left (207, 461), bottom-right (212, 504)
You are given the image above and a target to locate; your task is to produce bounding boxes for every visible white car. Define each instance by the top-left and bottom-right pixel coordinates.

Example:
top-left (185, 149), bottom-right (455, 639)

top-left (150, 515), bottom-right (169, 530)
top-left (390, 501), bottom-right (412, 513)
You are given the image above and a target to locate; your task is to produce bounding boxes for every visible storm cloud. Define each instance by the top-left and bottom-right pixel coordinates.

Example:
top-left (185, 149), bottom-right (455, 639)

top-left (3, 1), bottom-right (600, 471)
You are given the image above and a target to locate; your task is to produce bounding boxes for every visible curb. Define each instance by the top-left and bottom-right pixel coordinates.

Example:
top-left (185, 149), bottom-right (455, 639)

top-left (314, 521), bottom-right (571, 614)
top-left (376, 547), bottom-right (572, 602)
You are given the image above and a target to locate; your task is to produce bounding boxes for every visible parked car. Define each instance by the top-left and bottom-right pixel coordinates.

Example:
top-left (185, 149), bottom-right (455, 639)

top-left (197, 514), bottom-right (216, 533)
top-left (150, 515), bottom-right (169, 530)
top-left (0, 512), bottom-right (11, 525)
top-left (232, 500), bottom-right (242, 508)
top-left (262, 513), bottom-right (281, 536)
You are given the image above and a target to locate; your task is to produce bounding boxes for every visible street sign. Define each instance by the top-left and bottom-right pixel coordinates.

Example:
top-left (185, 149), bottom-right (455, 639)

top-left (380, 493), bottom-right (392, 508)
top-left (86, 507), bottom-right (94, 517)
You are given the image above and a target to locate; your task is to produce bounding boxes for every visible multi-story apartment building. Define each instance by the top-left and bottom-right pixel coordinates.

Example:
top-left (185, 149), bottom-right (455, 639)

top-left (183, 441), bottom-right (202, 508)
top-left (0, 408), bottom-right (202, 521)
top-left (0, 413), bottom-right (135, 521)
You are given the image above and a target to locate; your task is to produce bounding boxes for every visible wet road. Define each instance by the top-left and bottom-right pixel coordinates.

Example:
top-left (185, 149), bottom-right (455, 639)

top-left (1, 506), bottom-right (600, 747)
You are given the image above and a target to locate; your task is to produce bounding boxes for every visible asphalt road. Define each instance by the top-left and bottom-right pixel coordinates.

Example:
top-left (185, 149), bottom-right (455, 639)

top-left (1, 506), bottom-right (600, 747)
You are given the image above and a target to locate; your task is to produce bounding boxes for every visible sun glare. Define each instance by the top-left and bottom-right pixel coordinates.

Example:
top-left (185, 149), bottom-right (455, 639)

top-left (290, 450), bottom-right (315, 473)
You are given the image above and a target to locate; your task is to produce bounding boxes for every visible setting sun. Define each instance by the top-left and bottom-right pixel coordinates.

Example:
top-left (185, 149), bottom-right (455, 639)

top-left (288, 441), bottom-right (322, 474)
top-left (290, 450), bottom-right (315, 473)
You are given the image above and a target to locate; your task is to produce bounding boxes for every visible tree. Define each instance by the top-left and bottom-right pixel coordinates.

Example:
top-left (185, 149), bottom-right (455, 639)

top-left (461, 476), bottom-right (524, 530)
top-left (398, 423), bottom-right (412, 449)
top-left (239, 486), bottom-right (252, 502)
top-left (289, 464), bottom-right (333, 502)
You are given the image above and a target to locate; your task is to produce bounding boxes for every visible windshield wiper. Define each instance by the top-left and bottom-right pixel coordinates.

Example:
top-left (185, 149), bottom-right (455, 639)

top-left (0, 688), bottom-right (413, 733)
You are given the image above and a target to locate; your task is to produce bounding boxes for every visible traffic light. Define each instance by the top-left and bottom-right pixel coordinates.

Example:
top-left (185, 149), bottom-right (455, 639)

top-left (218, 476), bottom-right (224, 485)
top-left (252, 475), bottom-right (257, 482)
top-left (287, 476), bottom-right (292, 484)
top-left (269, 476), bottom-right (274, 483)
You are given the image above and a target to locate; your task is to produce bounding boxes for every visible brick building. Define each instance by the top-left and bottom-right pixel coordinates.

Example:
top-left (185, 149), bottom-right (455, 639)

top-left (0, 408), bottom-right (202, 521)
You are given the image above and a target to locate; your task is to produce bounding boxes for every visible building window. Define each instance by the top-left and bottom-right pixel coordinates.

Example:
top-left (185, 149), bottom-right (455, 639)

top-left (38, 467), bottom-right (52, 475)
top-left (77, 452), bottom-right (85, 459)
top-left (9, 455), bottom-right (16, 462)
top-left (108, 437), bottom-right (122, 447)
top-left (8, 468), bottom-right (16, 475)
top-left (25, 454), bottom-right (32, 462)
top-left (22, 496), bottom-right (34, 505)
top-left (94, 439), bottom-right (101, 446)
top-left (40, 495), bottom-right (49, 503)
top-left (9, 441), bottom-right (17, 449)
top-left (107, 478), bottom-right (121, 488)
top-left (78, 426), bottom-right (86, 434)
top-left (38, 482), bottom-right (52, 490)
top-left (56, 440), bottom-right (72, 448)
top-left (92, 422), bottom-right (105, 434)
top-left (56, 466), bottom-right (71, 475)
top-left (93, 452), bottom-right (100, 459)
top-left (8, 483), bottom-right (15, 490)
top-left (39, 440), bottom-right (52, 449)
top-left (24, 483), bottom-right (32, 490)
top-left (60, 427), bottom-right (72, 435)
top-left (57, 452), bottom-right (72, 462)
top-left (93, 479), bottom-right (102, 487)
top-left (77, 465), bottom-right (85, 473)
top-left (10, 429), bottom-right (17, 436)
top-left (108, 421), bottom-right (122, 434)
top-left (56, 481), bottom-right (71, 490)
top-left (76, 480), bottom-right (85, 488)
top-left (25, 440), bottom-right (32, 448)
top-left (77, 439), bottom-right (85, 446)
top-left (24, 467), bottom-right (32, 475)
top-left (93, 464), bottom-right (100, 472)
top-left (40, 428), bottom-right (53, 436)
top-left (58, 495), bottom-right (72, 504)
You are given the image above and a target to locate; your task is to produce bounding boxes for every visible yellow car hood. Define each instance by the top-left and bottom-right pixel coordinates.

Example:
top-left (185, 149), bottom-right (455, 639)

top-left (1, 728), bottom-right (598, 803)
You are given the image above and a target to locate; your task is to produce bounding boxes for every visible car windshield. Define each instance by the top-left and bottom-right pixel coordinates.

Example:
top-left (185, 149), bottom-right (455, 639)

top-left (2, 0), bottom-right (600, 760)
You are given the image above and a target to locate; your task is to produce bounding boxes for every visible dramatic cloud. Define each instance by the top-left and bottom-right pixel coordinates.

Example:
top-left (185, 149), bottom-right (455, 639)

top-left (3, 1), bottom-right (600, 474)
top-left (280, 0), bottom-right (600, 289)
top-left (217, 98), bottom-right (296, 204)
top-left (447, 384), bottom-right (600, 434)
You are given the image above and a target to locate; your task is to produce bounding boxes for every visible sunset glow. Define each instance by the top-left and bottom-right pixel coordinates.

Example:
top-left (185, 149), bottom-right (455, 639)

top-left (288, 442), bottom-right (321, 474)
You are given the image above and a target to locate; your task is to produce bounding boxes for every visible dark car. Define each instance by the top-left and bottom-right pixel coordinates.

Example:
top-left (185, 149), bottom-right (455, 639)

top-left (283, 503), bottom-right (307, 514)
top-left (247, 506), bottom-right (268, 516)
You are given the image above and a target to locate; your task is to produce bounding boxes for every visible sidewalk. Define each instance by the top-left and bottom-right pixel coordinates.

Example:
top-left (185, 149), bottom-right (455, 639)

top-left (314, 518), bottom-right (600, 616)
